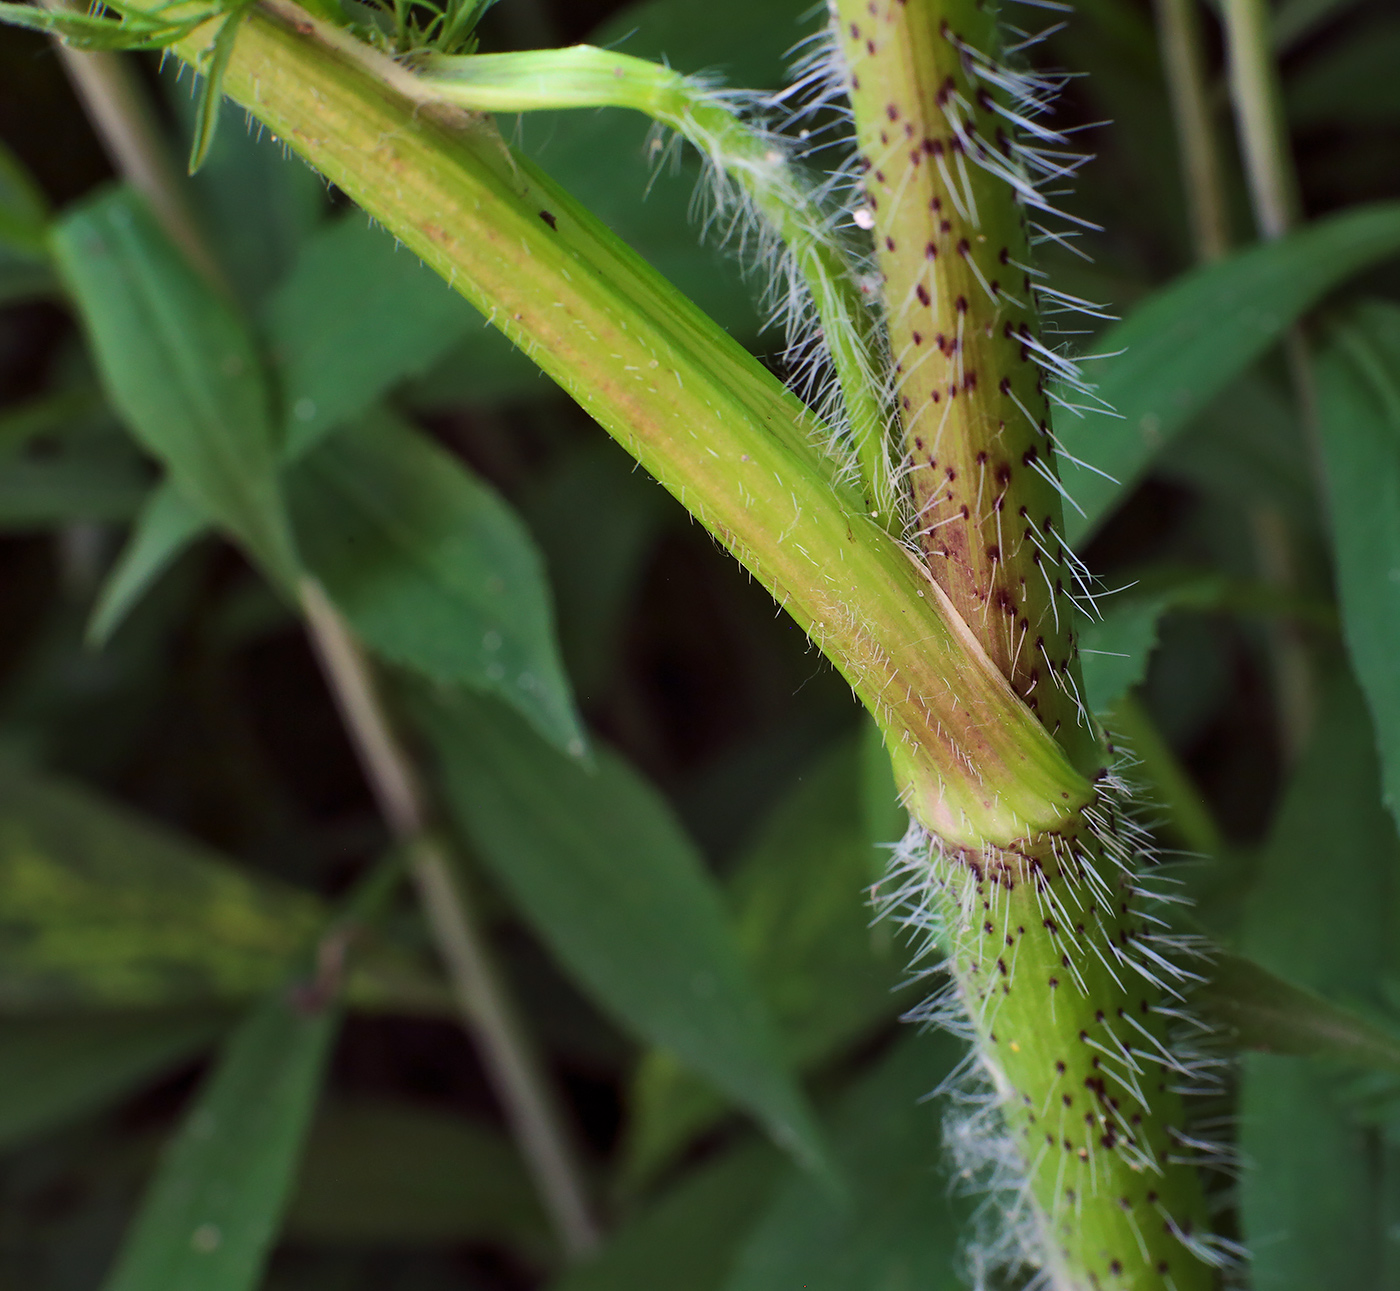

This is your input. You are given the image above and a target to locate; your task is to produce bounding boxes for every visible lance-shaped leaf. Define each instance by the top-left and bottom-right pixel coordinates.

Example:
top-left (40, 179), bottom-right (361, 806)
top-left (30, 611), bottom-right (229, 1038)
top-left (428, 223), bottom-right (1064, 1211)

top-left (724, 1032), bottom-right (971, 1291)
top-left (264, 211), bottom-right (503, 458)
top-left (623, 737), bottom-right (911, 1186)
top-left (101, 982), bottom-right (339, 1291)
top-left (417, 688), bottom-right (831, 1179)
top-left (1237, 671), bottom-right (1400, 1291)
top-left (0, 767), bottom-right (445, 1015)
top-left (1199, 953), bottom-right (1400, 1072)
top-left (1315, 299), bottom-right (1400, 830)
top-left (1060, 203), bottom-right (1400, 545)
top-left (286, 410), bottom-right (583, 756)
top-left (51, 185), bottom-right (300, 588)
top-left (0, 1012), bottom-right (226, 1150)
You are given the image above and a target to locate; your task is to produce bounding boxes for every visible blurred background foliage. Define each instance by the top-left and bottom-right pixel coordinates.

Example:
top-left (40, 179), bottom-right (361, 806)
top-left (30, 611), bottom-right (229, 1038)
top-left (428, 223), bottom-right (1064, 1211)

top-left (1, 0), bottom-right (1400, 1287)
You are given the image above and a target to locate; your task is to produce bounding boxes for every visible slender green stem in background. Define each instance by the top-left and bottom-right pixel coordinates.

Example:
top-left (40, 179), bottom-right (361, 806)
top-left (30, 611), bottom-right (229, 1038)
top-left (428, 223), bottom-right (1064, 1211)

top-left (1222, 0), bottom-right (1299, 241)
top-left (52, 47), bottom-right (601, 1259)
top-left (417, 45), bottom-right (895, 521)
top-left (40, 5), bottom-right (224, 285)
top-left (1150, 0), bottom-right (1230, 262)
top-left (298, 580), bottom-right (602, 1260)
top-left (1222, 0), bottom-right (1319, 759)
top-left (1105, 691), bottom-right (1224, 858)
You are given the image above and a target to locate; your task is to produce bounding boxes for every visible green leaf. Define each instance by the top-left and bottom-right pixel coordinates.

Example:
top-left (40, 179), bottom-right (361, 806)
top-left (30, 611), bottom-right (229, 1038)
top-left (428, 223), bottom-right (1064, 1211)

top-left (418, 688), bottom-right (831, 1179)
top-left (0, 767), bottom-right (445, 1014)
top-left (88, 482), bottom-right (210, 647)
top-left (1199, 953), bottom-right (1400, 1072)
top-left (1059, 203), bottom-right (1400, 545)
top-left (264, 212), bottom-right (500, 458)
top-left (0, 1), bottom-right (205, 49)
top-left (1316, 299), bottom-right (1400, 831)
top-left (102, 984), bottom-right (339, 1291)
top-left (1076, 575), bottom-right (1227, 715)
top-left (1237, 669), bottom-right (1400, 1289)
top-left (285, 1098), bottom-right (550, 1253)
top-left (165, 60), bottom-right (327, 313)
top-left (186, 7), bottom-right (246, 176)
top-left (287, 411), bottom-right (583, 756)
top-left (0, 445), bottom-right (150, 527)
top-left (0, 135), bottom-right (47, 259)
top-left (518, 440), bottom-right (670, 700)
top-left (551, 1140), bottom-right (781, 1291)
top-left (1287, 16), bottom-right (1400, 127)
top-left (51, 185), bottom-right (300, 587)
top-left (623, 737), bottom-right (911, 1186)
top-left (724, 1031), bottom-right (971, 1291)
top-left (0, 1012), bottom-right (225, 1150)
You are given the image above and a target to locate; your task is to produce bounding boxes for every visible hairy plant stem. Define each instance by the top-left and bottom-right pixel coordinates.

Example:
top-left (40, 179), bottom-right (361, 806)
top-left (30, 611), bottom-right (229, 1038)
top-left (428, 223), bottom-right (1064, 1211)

top-left (144, 0), bottom-right (1093, 847)
top-left (118, 2), bottom-right (1222, 1280)
top-left (1150, 0), bottom-right (1230, 263)
top-left (52, 43), bottom-right (600, 1259)
top-left (833, 1), bottom-right (1214, 1285)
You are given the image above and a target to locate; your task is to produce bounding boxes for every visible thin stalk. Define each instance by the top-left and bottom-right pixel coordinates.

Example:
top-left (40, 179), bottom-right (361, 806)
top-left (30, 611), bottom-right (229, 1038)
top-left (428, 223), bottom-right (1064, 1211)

top-left (1221, 0), bottom-right (1318, 760)
top-left (1222, 0), bottom-right (1299, 240)
top-left (55, 47), bottom-right (600, 1260)
top-left (42, 18), bottom-right (223, 285)
top-left (298, 581), bottom-right (601, 1260)
top-left (1151, 0), bottom-right (1231, 262)
top-left (1105, 691), bottom-right (1224, 857)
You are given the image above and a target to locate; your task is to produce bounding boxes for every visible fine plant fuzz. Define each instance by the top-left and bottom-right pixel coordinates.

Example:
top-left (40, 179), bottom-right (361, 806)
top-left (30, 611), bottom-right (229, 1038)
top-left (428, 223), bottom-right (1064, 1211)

top-left (826, 1), bottom-right (1219, 1286)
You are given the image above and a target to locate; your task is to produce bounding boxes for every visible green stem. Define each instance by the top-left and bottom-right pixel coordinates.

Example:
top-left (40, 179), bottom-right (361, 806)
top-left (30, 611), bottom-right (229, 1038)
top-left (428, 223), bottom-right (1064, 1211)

top-left (832, 1), bottom-right (1215, 1285)
top-left (1221, 0), bottom-right (1319, 759)
top-left (1222, 0), bottom-right (1299, 240)
top-left (1105, 691), bottom-right (1224, 858)
top-left (1150, 0), bottom-right (1231, 262)
top-left (155, 0), bottom-right (1090, 847)
top-left (298, 580), bottom-right (602, 1259)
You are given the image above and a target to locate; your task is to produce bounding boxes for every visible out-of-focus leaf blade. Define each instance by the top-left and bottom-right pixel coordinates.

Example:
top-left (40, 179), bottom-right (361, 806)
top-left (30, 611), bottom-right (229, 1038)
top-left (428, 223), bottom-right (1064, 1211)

top-left (265, 212), bottom-right (504, 457)
top-left (0, 447), bottom-right (149, 527)
top-left (419, 688), bottom-right (831, 1178)
top-left (1199, 953), bottom-right (1400, 1071)
top-left (186, 8), bottom-right (245, 175)
top-left (0, 136), bottom-right (47, 258)
top-left (102, 985), bottom-right (338, 1291)
top-left (87, 481), bottom-right (209, 645)
top-left (551, 1141), bottom-right (781, 1291)
top-left (1287, 18), bottom-right (1400, 127)
top-left (287, 411), bottom-right (583, 756)
top-left (1316, 299), bottom-right (1400, 830)
top-left (1060, 204), bottom-right (1400, 545)
top-left (1237, 671), bottom-right (1400, 1289)
top-left (724, 1031), bottom-right (971, 1291)
top-left (164, 61), bottom-right (326, 312)
top-left (0, 768), bottom-right (445, 1014)
top-left (624, 737), bottom-right (910, 1185)
top-left (0, 1012), bottom-right (225, 1150)
top-left (50, 186), bottom-right (299, 586)
top-left (286, 1098), bottom-right (550, 1253)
